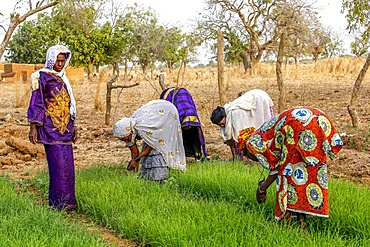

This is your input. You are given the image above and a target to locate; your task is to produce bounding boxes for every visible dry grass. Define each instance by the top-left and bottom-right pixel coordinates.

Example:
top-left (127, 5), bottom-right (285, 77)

top-left (99, 57), bottom-right (369, 132)
top-left (94, 70), bottom-right (105, 112)
top-left (14, 79), bottom-right (31, 108)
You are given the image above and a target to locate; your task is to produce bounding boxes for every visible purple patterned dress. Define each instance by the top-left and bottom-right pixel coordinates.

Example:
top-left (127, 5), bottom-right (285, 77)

top-left (160, 87), bottom-right (209, 160)
top-left (28, 71), bottom-right (76, 211)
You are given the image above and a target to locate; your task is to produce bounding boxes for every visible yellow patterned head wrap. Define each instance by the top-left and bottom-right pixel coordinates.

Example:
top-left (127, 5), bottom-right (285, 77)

top-left (237, 127), bottom-right (256, 154)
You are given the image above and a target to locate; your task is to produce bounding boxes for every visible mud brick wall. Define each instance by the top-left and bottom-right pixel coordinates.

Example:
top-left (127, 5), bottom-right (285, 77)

top-left (2, 63), bottom-right (85, 83)
top-left (3, 63), bottom-right (35, 83)
top-left (65, 67), bottom-right (85, 80)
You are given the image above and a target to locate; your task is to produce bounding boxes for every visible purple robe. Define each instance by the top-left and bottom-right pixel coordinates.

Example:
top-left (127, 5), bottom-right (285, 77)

top-left (160, 87), bottom-right (209, 160)
top-left (28, 71), bottom-right (76, 210)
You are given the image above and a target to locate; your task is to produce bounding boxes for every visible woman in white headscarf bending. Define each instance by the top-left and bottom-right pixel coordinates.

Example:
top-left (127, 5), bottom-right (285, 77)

top-left (113, 100), bottom-right (186, 181)
top-left (210, 89), bottom-right (274, 161)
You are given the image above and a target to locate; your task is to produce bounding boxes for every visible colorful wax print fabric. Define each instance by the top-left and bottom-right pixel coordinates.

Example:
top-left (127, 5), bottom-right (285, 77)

top-left (246, 107), bottom-right (343, 220)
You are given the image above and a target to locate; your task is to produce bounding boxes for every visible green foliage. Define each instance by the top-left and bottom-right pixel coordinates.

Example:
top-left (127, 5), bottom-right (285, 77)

top-left (0, 175), bottom-right (113, 247)
top-left (342, 0), bottom-right (370, 39)
top-left (5, 0), bottom-right (199, 73)
top-left (350, 29), bottom-right (370, 58)
top-left (6, 13), bottom-right (57, 63)
top-left (28, 162), bottom-right (370, 246)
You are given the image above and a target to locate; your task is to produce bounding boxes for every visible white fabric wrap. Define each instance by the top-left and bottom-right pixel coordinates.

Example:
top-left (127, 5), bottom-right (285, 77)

top-left (221, 89), bottom-right (274, 141)
top-left (29, 45), bottom-right (76, 122)
top-left (114, 100), bottom-right (186, 171)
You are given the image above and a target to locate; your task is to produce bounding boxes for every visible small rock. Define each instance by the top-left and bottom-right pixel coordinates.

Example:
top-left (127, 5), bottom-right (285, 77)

top-left (0, 156), bottom-right (12, 166)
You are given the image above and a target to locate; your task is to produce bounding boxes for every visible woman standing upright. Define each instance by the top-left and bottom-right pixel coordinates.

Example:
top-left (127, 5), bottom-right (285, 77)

top-left (28, 45), bottom-right (78, 211)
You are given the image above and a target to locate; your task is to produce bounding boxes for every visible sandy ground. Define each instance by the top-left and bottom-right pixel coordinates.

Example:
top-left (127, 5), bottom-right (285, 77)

top-left (1, 70), bottom-right (370, 185)
top-left (1, 69), bottom-right (369, 246)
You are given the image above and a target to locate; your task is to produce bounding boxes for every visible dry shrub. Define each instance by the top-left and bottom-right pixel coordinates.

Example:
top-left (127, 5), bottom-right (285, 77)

top-left (94, 70), bottom-right (106, 112)
top-left (15, 79), bottom-right (30, 108)
top-left (312, 57), bottom-right (368, 80)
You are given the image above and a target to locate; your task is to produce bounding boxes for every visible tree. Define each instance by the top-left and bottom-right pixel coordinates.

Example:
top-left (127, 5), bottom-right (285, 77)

top-left (158, 26), bottom-right (184, 73)
top-left (5, 0), bottom-right (110, 79)
top-left (271, 1), bottom-right (315, 112)
top-left (50, 0), bottom-right (108, 79)
top-left (5, 13), bottom-right (56, 63)
top-left (196, 2), bottom-right (253, 73)
top-left (323, 28), bottom-right (345, 59)
top-left (0, 0), bottom-right (59, 59)
top-left (200, 0), bottom-right (319, 74)
top-left (309, 26), bottom-right (331, 62)
top-left (350, 28), bottom-right (369, 58)
top-left (342, 0), bottom-right (370, 127)
top-left (125, 4), bottom-right (162, 75)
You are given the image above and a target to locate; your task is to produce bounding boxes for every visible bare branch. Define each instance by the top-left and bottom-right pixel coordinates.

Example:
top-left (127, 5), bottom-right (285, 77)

top-left (0, 1), bottom-right (59, 59)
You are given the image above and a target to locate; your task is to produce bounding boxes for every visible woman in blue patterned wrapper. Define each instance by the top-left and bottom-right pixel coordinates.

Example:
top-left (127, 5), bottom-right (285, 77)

top-left (28, 45), bottom-right (77, 211)
top-left (113, 100), bottom-right (186, 181)
top-left (238, 107), bottom-right (343, 228)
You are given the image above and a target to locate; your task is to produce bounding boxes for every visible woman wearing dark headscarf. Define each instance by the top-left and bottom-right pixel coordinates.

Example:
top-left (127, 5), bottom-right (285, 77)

top-left (160, 87), bottom-right (209, 161)
top-left (211, 89), bottom-right (274, 160)
top-left (238, 107), bottom-right (343, 228)
top-left (28, 45), bottom-right (77, 211)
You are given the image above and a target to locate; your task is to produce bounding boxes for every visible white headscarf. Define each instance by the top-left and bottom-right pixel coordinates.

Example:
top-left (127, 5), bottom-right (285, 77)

top-left (222, 89), bottom-right (274, 141)
top-left (113, 100), bottom-right (186, 171)
top-left (30, 45), bottom-right (77, 122)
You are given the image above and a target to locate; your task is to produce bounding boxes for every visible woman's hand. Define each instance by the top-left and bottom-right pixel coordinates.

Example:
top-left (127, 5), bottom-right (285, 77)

top-left (256, 187), bottom-right (267, 204)
top-left (72, 125), bottom-right (78, 143)
top-left (255, 173), bottom-right (277, 204)
top-left (29, 123), bottom-right (38, 144)
top-left (126, 159), bottom-right (139, 172)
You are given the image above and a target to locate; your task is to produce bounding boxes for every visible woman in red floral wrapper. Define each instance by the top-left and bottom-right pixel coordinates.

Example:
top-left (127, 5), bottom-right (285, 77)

top-left (238, 107), bottom-right (343, 228)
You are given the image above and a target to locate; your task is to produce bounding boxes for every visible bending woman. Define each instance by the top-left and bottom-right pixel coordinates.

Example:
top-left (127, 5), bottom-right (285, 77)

top-left (160, 87), bottom-right (209, 161)
top-left (210, 89), bottom-right (274, 160)
top-left (238, 107), bottom-right (343, 228)
top-left (113, 100), bottom-right (186, 181)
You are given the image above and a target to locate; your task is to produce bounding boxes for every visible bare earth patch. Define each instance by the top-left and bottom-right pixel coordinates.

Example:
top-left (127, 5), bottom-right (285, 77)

top-left (1, 69), bottom-right (370, 245)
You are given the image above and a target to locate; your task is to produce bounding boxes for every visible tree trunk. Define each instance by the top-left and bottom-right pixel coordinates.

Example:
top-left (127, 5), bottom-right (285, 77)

top-left (250, 54), bottom-right (262, 76)
top-left (87, 62), bottom-right (94, 81)
top-left (105, 76), bottom-right (116, 125)
top-left (347, 54), bottom-right (370, 127)
top-left (239, 51), bottom-right (250, 74)
top-left (124, 58), bottom-right (129, 80)
top-left (217, 31), bottom-right (227, 106)
top-left (294, 57), bottom-right (299, 65)
top-left (158, 73), bottom-right (166, 90)
top-left (105, 76), bottom-right (139, 125)
top-left (276, 32), bottom-right (286, 113)
top-left (104, 76), bottom-right (116, 125)
top-left (112, 62), bottom-right (119, 76)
